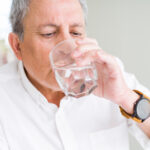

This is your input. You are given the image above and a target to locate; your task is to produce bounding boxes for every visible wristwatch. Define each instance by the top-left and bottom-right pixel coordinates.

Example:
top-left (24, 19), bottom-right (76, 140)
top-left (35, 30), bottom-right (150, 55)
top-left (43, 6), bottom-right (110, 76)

top-left (120, 90), bottom-right (150, 123)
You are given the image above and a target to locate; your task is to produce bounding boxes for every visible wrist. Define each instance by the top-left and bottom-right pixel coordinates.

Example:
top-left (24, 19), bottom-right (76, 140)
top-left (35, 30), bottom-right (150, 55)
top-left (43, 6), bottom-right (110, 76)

top-left (119, 89), bottom-right (140, 114)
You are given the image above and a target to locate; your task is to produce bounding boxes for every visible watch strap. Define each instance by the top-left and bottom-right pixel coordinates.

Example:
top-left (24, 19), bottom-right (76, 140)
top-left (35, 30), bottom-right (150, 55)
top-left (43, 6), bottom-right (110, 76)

top-left (120, 90), bottom-right (150, 123)
top-left (119, 106), bottom-right (142, 123)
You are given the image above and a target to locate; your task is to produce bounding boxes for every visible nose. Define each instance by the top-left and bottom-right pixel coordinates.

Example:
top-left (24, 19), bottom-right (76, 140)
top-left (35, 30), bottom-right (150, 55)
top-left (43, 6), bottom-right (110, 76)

top-left (57, 29), bottom-right (72, 44)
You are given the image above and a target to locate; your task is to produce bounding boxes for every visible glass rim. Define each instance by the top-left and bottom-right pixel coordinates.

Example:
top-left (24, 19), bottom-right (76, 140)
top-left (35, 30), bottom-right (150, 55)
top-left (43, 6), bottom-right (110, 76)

top-left (49, 39), bottom-right (76, 69)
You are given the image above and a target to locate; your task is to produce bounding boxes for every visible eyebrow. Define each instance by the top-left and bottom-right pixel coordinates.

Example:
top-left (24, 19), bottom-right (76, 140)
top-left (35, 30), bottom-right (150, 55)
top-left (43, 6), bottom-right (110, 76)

top-left (70, 23), bottom-right (84, 28)
top-left (38, 23), bottom-right (84, 29)
top-left (38, 23), bottom-right (59, 29)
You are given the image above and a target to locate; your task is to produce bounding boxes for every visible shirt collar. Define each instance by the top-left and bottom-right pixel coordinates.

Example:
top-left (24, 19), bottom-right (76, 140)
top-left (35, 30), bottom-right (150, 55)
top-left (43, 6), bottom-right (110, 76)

top-left (18, 61), bottom-right (58, 111)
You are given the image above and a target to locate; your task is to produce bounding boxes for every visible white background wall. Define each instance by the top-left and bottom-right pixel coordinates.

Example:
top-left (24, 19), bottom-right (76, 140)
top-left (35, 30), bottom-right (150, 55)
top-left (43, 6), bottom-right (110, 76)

top-left (87, 0), bottom-right (150, 89)
top-left (86, 0), bottom-right (150, 149)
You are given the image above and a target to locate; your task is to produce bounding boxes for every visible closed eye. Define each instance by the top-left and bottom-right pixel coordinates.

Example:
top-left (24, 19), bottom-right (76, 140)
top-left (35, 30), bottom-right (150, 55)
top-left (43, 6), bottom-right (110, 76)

top-left (42, 32), bottom-right (56, 38)
top-left (71, 32), bottom-right (82, 36)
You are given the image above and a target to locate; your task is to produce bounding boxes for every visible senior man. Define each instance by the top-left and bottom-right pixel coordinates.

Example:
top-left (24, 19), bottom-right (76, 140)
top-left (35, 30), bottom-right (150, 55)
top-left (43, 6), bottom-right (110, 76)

top-left (0, 0), bottom-right (150, 149)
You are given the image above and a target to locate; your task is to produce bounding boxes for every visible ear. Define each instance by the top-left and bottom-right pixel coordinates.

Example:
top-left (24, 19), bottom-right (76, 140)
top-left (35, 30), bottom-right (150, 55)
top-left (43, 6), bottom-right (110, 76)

top-left (8, 32), bottom-right (22, 60)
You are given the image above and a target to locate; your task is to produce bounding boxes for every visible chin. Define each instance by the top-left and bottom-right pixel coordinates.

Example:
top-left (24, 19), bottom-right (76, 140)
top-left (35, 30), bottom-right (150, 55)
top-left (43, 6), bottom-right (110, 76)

top-left (52, 86), bottom-right (62, 92)
top-left (45, 82), bottom-right (61, 91)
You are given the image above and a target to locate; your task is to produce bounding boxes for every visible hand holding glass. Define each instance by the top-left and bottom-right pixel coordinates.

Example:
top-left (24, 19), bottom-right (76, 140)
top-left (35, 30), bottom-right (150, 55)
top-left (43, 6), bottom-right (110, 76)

top-left (49, 40), bottom-right (98, 98)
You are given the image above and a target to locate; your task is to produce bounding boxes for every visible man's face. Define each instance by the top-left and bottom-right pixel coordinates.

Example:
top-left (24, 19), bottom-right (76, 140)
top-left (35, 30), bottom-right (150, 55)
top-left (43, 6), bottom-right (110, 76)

top-left (19, 0), bottom-right (85, 91)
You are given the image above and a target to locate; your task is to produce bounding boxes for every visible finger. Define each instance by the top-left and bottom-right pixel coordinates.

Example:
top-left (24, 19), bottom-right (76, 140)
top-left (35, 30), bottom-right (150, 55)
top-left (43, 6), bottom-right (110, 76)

top-left (73, 44), bottom-right (101, 57)
top-left (74, 49), bottom-right (106, 66)
top-left (74, 47), bottom-right (116, 70)
top-left (96, 51), bottom-right (115, 65)
top-left (96, 51), bottom-right (120, 76)
top-left (75, 50), bottom-right (99, 66)
top-left (76, 37), bottom-right (99, 46)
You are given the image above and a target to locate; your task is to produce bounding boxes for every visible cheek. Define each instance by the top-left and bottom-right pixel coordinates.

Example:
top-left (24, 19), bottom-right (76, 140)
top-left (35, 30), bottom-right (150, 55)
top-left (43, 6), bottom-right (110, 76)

top-left (20, 33), bottom-right (58, 77)
top-left (22, 37), bottom-right (52, 62)
top-left (33, 37), bottom-right (55, 56)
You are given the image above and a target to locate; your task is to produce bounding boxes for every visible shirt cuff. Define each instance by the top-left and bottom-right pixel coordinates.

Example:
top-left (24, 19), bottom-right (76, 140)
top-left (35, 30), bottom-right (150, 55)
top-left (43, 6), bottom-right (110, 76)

top-left (128, 120), bottom-right (150, 149)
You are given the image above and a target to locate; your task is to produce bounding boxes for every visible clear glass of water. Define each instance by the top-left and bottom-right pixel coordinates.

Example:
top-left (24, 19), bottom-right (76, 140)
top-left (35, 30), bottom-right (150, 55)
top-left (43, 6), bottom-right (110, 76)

top-left (49, 39), bottom-right (98, 98)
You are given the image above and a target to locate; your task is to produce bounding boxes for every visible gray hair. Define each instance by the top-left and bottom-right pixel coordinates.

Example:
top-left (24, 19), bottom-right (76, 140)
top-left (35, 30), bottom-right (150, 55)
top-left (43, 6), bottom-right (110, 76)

top-left (9, 0), bottom-right (88, 40)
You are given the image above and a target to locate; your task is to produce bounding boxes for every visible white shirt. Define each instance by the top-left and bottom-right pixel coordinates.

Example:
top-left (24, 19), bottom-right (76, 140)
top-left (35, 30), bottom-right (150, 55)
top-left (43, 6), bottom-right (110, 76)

top-left (0, 59), bottom-right (149, 150)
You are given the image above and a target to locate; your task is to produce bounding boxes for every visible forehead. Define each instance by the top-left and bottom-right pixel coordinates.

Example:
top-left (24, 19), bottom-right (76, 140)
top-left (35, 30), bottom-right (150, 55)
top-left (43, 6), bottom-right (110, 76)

top-left (24, 0), bottom-right (85, 27)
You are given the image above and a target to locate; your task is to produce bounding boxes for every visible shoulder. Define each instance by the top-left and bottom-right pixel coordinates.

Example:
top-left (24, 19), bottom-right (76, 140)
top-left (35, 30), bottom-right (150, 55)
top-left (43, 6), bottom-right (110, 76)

top-left (0, 60), bottom-right (20, 83)
top-left (0, 60), bottom-right (25, 115)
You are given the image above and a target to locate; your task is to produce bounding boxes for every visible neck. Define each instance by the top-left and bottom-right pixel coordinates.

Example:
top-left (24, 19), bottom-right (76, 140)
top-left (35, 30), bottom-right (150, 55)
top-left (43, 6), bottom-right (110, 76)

top-left (25, 71), bottom-right (65, 107)
top-left (41, 89), bottom-right (65, 107)
top-left (33, 83), bottom-right (65, 107)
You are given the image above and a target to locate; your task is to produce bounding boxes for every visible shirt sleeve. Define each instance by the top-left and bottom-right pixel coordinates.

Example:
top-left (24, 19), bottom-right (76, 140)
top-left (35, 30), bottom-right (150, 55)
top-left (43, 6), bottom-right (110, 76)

top-left (115, 57), bottom-right (150, 149)
top-left (0, 123), bottom-right (9, 150)
top-left (128, 120), bottom-right (150, 150)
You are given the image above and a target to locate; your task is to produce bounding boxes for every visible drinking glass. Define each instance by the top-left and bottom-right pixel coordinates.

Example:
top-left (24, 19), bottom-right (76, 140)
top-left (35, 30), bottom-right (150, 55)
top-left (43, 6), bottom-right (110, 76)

top-left (49, 39), bottom-right (98, 98)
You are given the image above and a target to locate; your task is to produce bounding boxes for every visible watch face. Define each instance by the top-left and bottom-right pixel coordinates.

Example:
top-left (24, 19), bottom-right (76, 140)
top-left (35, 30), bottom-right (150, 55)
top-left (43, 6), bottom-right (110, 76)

top-left (136, 99), bottom-right (150, 120)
